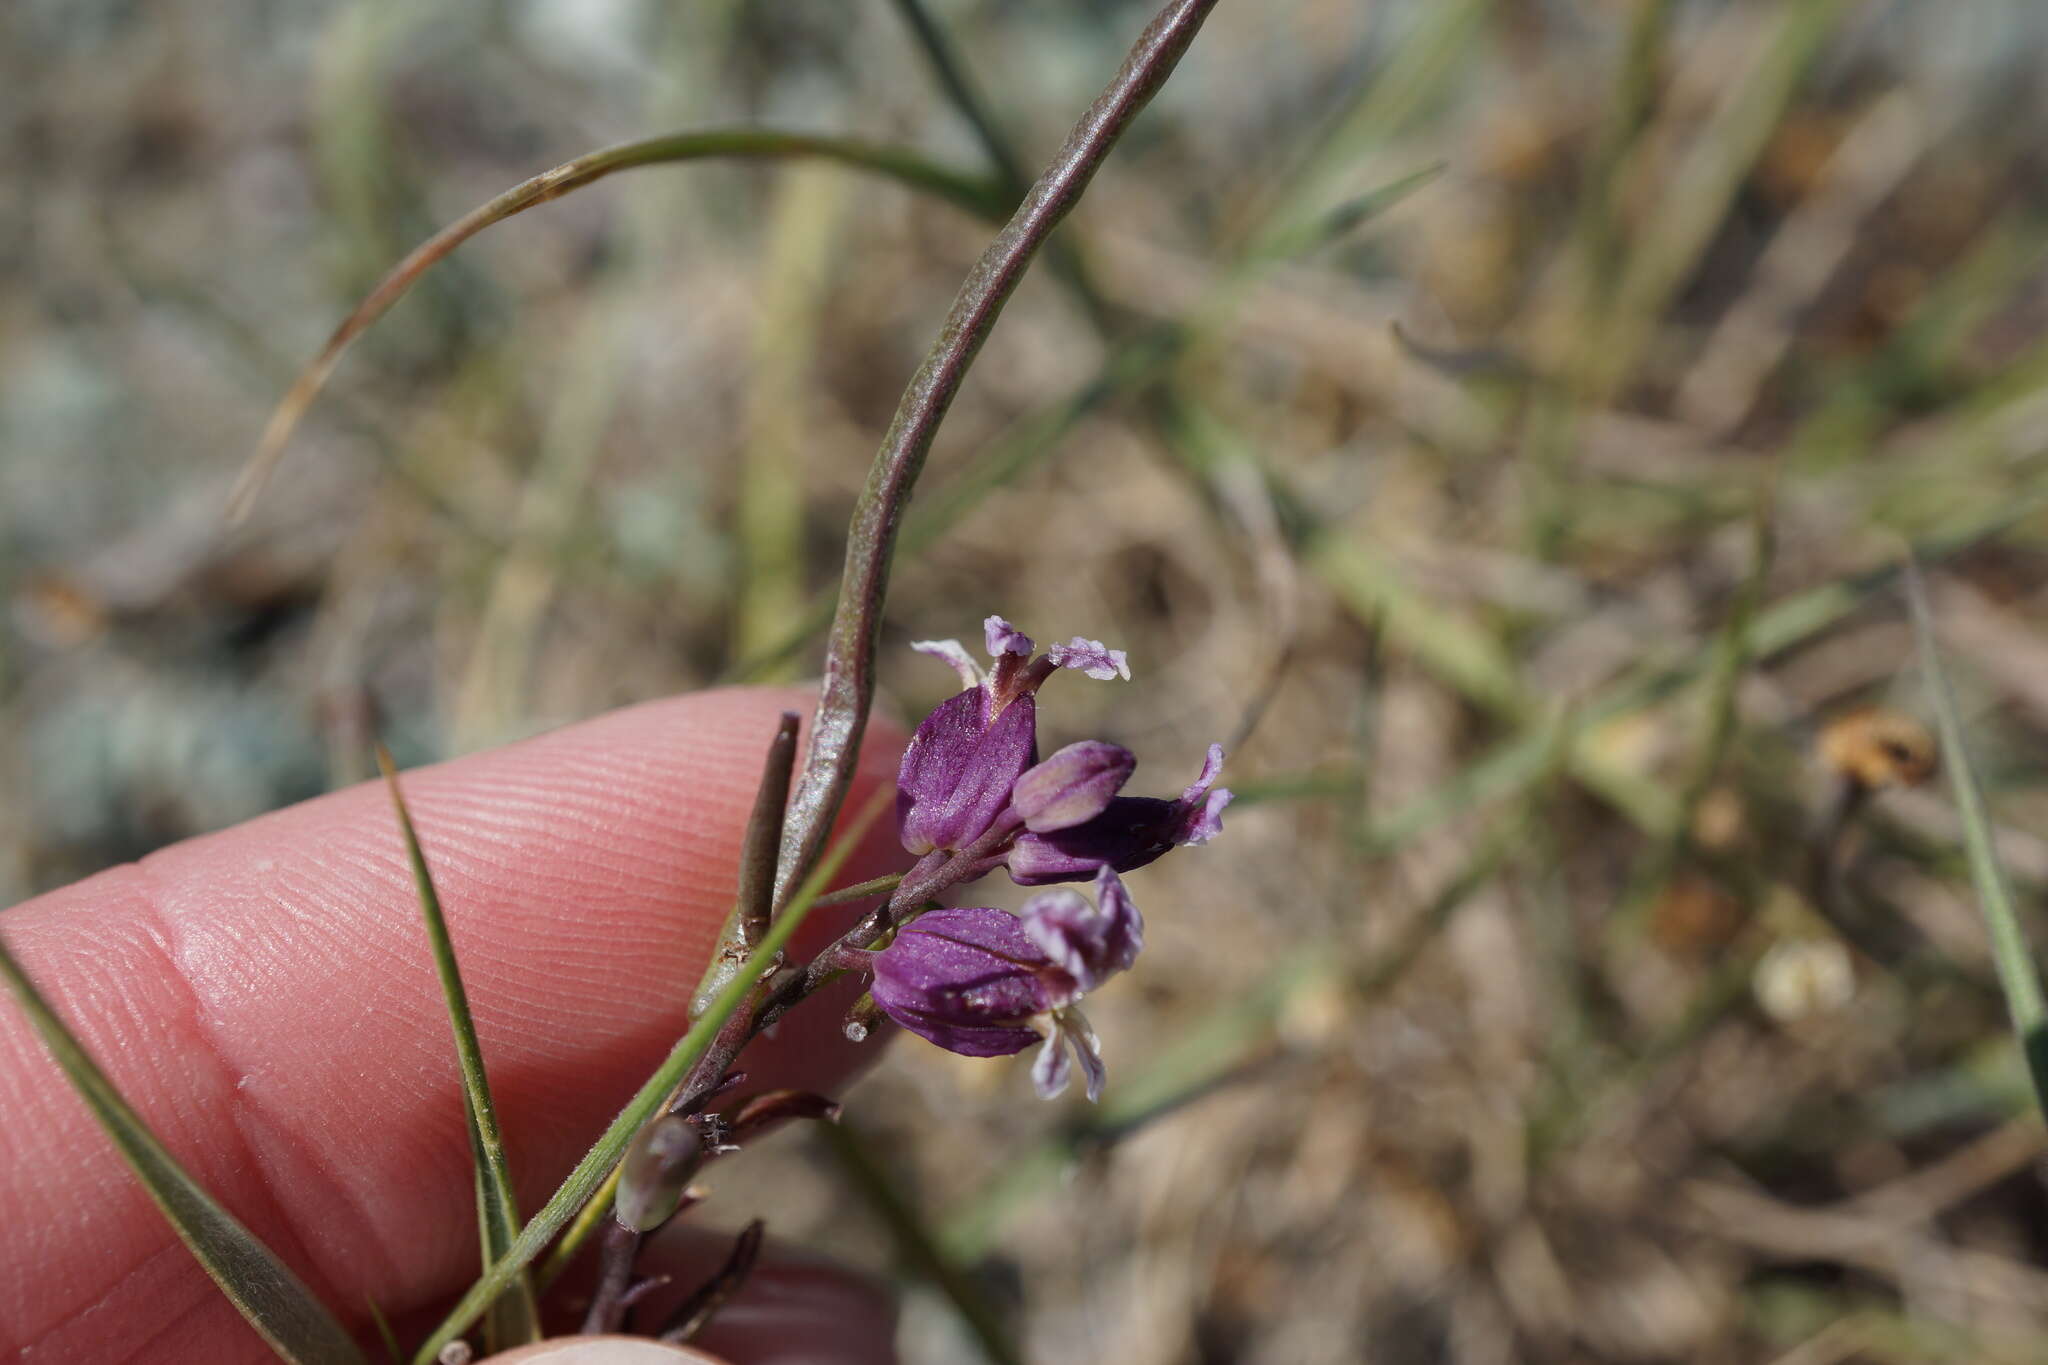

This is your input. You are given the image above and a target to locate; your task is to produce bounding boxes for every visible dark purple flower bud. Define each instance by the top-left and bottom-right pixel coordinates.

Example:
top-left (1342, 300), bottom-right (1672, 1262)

top-left (1007, 744), bottom-right (1233, 885)
top-left (1012, 740), bottom-right (1136, 833)
top-left (897, 690), bottom-right (1036, 856)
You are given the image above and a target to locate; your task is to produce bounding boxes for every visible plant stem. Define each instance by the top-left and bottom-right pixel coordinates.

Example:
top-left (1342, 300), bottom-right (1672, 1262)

top-left (774, 0), bottom-right (1225, 912)
top-left (231, 130), bottom-right (1007, 520)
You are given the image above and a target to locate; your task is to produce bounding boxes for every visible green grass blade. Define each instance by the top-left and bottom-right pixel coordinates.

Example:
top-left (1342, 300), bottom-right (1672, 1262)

top-left (0, 936), bottom-right (367, 1365)
top-left (1250, 161), bottom-right (1445, 261)
top-left (365, 1298), bottom-right (403, 1364)
top-left (1609, 489), bottom-right (1776, 941)
top-left (1592, 0), bottom-right (1853, 397)
top-left (376, 748), bottom-right (540, 1350)
top-left (1255, 0), bottom-right (1492, 253)
top-left (821, 1122), bottom-right (1026, 1365)
top-left (412, 788), bottom-right (891, 1364)
top-left (1904, 563), bottom-right (2048, 1119)
top-left (230, 129), bottom-right (1005, 519)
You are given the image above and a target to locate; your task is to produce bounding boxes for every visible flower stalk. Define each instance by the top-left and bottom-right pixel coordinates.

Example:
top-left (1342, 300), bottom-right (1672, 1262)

top-left (773, 0), bottom-right (1227, 912)
top-left (415, 4), bottom-right (1227, 1354)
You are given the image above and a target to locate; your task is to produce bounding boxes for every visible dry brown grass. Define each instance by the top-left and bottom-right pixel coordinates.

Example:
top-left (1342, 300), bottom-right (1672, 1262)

top-left (10, 1), bottom-right (2048, 1360)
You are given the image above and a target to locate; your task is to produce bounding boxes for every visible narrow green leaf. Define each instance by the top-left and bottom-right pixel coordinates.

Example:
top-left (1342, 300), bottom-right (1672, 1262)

top-left (365, 1298), bottom-right (403, 1364)
top-left (822, 1122), bottom-right (1026, 1365)
top-left (1904, 563), bottom-right (2048, 1120)
top-left (0, 936), bottom-right (367, 1364)
top-left (231, 130), bottom-right (1006, 519)
top-left (376, 747), bottom-right (539, 1351)
top-left (413, 788), bottom-right (892, 1364)
top-left (1608, 487), bottom-right (1776, 942)
top-left (1251, 161), bottom-right (1445, 261)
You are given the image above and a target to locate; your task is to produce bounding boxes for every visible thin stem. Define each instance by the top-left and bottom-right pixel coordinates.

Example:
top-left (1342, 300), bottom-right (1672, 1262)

top-left (772, 0), bottom-right (1225, 912)
top-left (535, 1163), bottom-right (623, 1293)
top-left (822, 1122), bottom-right (1026, 1365)
top-left (1906, 560), bottom-right (2048, 1119)
top-left (887, 0), bottom-right (1117, 335)
top-left (887, 0), bottom-right (1031, 194)
top-left (579, 1221), bottom-right (642, 1335)
top-left (657, 1220), bottom-right (766, 1343)
top-left (778, 824), bottom-right (1015, 1019)
top-left (808, 872), bottom-right (906, 910)
top-left (231, 130), bottom-right (1007, 520)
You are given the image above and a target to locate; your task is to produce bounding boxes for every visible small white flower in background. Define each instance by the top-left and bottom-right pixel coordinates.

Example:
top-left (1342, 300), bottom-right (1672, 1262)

top-left (1753, 938), bottom-right (1856, 1024)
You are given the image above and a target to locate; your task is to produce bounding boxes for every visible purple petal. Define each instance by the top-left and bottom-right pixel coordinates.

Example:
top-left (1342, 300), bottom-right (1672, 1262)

top-left (1030, 1028), bottom-right (1071, 1099)
top-left (1018, 867), bottom-right (1142, 992)
top-left (1046, 637), bottom-right (1130, 682)
top-left (1175, 746), bottom-right (1231, 845)
top-left (1092, 866), bottom-right (1145, 973)
top-left (869, 907), bottom-right (1059, 1055)
top-left (1016, 888), bottom-right (1095, 988)
top-left (1005, 796), bottom-right (1175, 884)
top-left (882, 1005), bottom-right (1041, 1059)
top-left (910, 638), bottom-right (982, 691)
top-left (1012, 740), bottom-right (1135, 833)
top-left (896, 690), bottom-right (1037, 855)
top-left (1058, 1008), bottom-right (1106, 1103)
top-left (983, 616), bottom-right (1035, 658)
top-left (1182, 744), bottom-right (1225, 804)
top-left (1005, 746), bottom-right (1228, 883)
top-left (1180, 787), bottom-right (1233, 845)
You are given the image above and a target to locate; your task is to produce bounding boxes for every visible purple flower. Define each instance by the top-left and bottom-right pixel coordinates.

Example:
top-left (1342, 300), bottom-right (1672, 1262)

top-left (897, 617), bottom-right (1127, 858)
top-left (896, 617), bottom-right (1233, 890)
top-left (1007, 743), bottom-right (1233, 885)
top-left (866, 867), bottom-right (1141, 1101)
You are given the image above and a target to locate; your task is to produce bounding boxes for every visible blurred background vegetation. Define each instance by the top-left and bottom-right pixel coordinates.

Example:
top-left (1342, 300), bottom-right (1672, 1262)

top-left (10, 0), bottom-right (2048, 1360)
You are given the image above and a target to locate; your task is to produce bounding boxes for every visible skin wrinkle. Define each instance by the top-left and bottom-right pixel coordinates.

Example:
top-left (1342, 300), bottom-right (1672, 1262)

top-left (25, 1239), bottom-right (221, 1363)
top-left (125, 853), bottom-right (393, 1321)
top-left (0, 868), bottom-right (283, 1360)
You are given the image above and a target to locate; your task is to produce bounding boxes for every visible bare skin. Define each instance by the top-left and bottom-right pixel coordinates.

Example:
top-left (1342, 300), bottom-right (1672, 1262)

top-left (0, 688), bottom-right (908, 1364)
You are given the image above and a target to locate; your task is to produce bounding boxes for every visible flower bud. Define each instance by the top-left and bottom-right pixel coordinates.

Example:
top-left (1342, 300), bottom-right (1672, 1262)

top-left (1012, 741), bottom-right (1136, 833)
top-left (1008, 745), bottom-right (1232, 885)
top-left (614, 1114), bottom-right (703, 1233)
